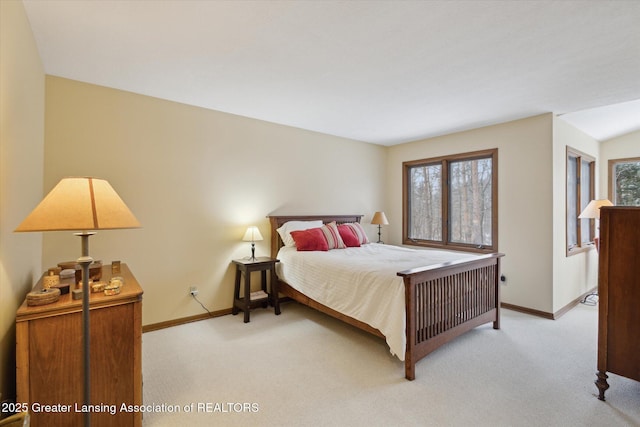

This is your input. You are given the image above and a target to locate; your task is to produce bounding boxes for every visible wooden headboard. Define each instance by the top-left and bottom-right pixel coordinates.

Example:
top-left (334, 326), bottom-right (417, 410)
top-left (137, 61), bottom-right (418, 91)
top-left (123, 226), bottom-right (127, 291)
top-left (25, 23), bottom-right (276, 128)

top-left (267, 215), bottom-right (363, 258)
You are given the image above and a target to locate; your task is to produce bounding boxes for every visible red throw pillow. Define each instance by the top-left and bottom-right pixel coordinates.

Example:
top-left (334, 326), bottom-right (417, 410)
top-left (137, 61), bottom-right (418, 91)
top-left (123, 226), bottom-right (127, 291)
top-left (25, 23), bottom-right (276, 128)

top-left (290, 228), bottom-right (329, 251)
top-left (337, 224), bottom-right (361, 247)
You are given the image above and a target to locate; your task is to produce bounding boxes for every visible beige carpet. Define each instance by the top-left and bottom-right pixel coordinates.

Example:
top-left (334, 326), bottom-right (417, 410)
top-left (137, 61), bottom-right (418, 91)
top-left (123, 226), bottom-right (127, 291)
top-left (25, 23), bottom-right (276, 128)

top-left (142, 302), bottom-right (640, 427)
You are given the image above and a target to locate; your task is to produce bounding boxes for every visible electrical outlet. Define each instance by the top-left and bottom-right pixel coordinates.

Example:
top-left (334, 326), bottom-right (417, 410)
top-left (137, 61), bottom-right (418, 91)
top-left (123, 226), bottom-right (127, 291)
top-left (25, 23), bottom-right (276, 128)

top-left (189, 286), bottom-right (199, 296)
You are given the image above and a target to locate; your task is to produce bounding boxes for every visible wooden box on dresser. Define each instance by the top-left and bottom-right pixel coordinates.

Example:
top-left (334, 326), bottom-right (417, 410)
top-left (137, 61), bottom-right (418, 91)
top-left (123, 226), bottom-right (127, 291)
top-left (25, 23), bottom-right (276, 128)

top-left (596, 206), bottom-right (640, 401)
top-left (16, 263), bottom-right (143, 426)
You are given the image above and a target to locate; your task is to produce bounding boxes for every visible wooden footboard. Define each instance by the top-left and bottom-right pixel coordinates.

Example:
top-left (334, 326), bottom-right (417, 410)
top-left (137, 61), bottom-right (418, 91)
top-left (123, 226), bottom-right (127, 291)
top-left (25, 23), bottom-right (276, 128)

top-left (398, 253), bottom-right (503, 380)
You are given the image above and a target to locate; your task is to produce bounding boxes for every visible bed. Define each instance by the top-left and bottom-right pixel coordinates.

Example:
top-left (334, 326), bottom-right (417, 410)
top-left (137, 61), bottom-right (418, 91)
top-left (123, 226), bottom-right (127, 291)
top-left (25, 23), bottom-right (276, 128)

top-left (268, 214), bottom-right (504, 380)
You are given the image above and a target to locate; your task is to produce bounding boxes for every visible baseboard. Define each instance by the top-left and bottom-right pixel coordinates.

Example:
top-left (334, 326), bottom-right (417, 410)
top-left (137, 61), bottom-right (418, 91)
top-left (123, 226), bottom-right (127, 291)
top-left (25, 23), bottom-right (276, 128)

top-left (501, 303), bottom-right (555, 319)
top-left (501, 287), bottom-right (598, 320)
top-left (142, 308), bottom-right (232, 333)
top-left (552, 288), bottom-right (598, 319)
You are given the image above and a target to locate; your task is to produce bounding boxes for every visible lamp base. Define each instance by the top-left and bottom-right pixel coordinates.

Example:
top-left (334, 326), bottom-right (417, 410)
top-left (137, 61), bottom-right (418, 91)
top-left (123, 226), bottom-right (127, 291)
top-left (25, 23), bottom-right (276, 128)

top-left (248, 243), bottom-right (258, 261)
top-left (376, 224), bottom-right (384, 244)
top-left (581, 292), bottom-right (598, 306)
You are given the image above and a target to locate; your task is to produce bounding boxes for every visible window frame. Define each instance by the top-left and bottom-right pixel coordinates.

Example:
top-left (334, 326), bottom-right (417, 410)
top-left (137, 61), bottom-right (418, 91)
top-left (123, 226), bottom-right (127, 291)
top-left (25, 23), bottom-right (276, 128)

top-left (608, 156), bottom-right (640, 206)
top-left (566, 147), bottom-right (595, 257)
top-left (402, 148), bottom-right (498, 253)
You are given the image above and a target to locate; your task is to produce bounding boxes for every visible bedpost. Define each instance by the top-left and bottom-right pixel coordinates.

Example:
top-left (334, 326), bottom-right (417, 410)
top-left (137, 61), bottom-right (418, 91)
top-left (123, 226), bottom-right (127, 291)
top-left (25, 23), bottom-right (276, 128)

top-left (268, 216), bottom-right (280, 259)
top-left (404, 277), bottom-right (416, 380)
top-left (493, 256), bottom-right (501, 330)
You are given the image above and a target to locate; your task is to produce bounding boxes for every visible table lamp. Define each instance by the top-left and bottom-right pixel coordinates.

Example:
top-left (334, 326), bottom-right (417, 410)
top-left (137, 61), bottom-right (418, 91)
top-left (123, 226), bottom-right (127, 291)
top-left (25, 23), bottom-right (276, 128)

top-left (15, 177), bottom-right (140, 426)
top-left (242, 226), bottom-right (263, 261)
top-left (578, 199), bottom-right (612, 305)
top-left (578, 199), bottom-right (613, 250)
top-left (578, 199), bottom-right (613, 220)
top-left (371, 211), bottom-right (389, 244)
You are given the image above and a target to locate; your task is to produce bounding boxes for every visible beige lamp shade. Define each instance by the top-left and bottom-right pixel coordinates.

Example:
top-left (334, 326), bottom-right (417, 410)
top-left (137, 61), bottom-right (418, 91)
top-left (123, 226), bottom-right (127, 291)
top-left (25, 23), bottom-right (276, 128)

top-left (578, 199), bottom-right (613, 220)
top-left (242, 226), bottom-right (263, 242)
top-left (15, 177), bottom-right (141, 232)
top-left (371, 211), bottom-right (389, 225)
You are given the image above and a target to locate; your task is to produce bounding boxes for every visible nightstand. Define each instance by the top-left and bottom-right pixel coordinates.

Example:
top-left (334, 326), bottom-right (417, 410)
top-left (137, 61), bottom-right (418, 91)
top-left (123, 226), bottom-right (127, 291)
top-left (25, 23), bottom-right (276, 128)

top-left (232, 257), bottom-right (280, 323)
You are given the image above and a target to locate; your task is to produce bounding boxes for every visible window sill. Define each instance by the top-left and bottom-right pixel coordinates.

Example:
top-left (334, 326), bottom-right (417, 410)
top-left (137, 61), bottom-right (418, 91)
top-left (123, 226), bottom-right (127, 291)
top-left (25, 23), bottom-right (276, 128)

top-left (403, 239), bottom-right (496, 254)
top-left (566, 244), bottom-right (595, 257)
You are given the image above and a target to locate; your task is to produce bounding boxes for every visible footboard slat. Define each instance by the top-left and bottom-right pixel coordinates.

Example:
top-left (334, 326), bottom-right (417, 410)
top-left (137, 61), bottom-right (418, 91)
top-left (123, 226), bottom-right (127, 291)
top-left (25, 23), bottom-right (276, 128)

top-left (426, 266), bottom-right (492, 336)
top-left (414, 263), bottom-right (497, 342)
top-left (400, 253), bottom-right (503, 380)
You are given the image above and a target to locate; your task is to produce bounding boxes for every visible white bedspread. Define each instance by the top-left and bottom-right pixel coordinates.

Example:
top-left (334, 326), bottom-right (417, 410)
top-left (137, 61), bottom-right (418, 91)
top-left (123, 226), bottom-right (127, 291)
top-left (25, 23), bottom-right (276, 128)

top-left (276, 243), bottom-right (479, 360)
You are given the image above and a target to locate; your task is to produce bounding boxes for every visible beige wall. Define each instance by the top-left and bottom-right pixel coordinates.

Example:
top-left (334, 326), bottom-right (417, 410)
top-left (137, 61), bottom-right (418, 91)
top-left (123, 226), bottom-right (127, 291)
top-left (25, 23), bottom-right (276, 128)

top-left (0, 0), bottom-right (45, 401)
top-left (43, 76), bottom-right (387, 326)
top-left (600, 129), bottom-right (640, 200)
top-left (385, 114), bottom-right (555, 313)
top-left (552, 118), bottom-right (600, 313)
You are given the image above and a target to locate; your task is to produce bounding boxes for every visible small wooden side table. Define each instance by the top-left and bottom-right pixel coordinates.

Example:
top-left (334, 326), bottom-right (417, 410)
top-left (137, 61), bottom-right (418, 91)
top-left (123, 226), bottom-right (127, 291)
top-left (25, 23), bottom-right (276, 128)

top-left (232, 257), bottom-right (280, 323)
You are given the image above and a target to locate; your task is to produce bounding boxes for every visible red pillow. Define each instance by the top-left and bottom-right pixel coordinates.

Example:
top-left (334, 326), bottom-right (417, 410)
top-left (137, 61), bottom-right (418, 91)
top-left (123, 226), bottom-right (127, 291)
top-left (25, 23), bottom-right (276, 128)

top-left (337, 224), bottom-right (360, 247)
top-left (290, 228), bottom-right (329, 251)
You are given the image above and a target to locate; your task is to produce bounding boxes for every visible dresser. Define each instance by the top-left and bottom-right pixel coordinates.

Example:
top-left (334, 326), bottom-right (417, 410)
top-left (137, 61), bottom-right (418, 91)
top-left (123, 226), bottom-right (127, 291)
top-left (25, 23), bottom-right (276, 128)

top-left (596, 206), bottom-right (640, 401)
top-left (16, 263), bottom-right (143, 426)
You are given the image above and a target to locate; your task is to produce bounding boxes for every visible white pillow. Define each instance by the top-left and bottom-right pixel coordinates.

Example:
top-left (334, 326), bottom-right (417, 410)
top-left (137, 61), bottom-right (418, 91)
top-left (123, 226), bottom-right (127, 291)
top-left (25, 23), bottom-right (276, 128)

top-left (277, 220), bottom-right (323, 247)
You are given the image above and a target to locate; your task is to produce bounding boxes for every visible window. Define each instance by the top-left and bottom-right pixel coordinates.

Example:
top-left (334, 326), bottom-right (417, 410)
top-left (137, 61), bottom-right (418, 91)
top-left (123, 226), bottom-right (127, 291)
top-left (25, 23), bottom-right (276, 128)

top-left (566, 147), bottom-right (595, 255)
top-left (609, 157), bottom-right (640, 206)
top-left (403, 149), bottom-right (497, 253)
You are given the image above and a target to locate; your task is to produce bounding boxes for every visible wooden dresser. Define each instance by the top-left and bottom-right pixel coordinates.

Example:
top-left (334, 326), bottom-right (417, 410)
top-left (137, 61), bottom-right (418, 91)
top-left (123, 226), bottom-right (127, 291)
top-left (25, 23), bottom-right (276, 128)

top-left (16, 263), bottom-right (143, 426)
top-left (596, 206), bottom-right (640, 400)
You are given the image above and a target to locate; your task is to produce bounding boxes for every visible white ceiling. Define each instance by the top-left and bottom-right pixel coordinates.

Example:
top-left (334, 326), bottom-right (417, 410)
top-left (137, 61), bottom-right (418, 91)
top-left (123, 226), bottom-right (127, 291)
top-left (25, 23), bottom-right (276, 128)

top-left (22, 0), bottom-right (640, 145)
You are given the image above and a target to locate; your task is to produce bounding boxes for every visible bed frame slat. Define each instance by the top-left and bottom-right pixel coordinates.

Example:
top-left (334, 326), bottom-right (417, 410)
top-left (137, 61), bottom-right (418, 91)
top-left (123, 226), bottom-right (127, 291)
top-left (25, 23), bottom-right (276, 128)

top-left (412, 262), bottom-right (498, 343)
